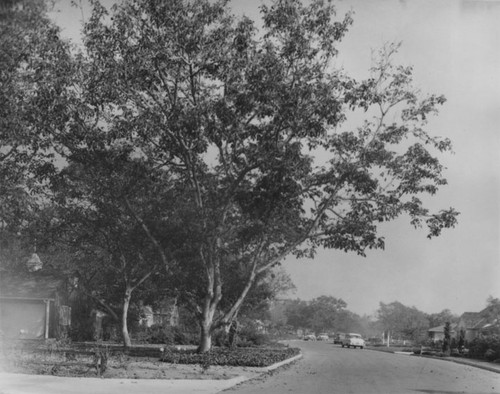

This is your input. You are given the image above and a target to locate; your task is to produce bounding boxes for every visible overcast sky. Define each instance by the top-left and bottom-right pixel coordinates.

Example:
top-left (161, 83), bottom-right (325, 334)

top-left (50, 0), bottom-right (500, 318)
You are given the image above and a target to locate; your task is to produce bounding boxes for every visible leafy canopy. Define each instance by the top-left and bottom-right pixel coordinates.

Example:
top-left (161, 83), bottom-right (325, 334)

top-left (2, 0), bottom-right (459, 345)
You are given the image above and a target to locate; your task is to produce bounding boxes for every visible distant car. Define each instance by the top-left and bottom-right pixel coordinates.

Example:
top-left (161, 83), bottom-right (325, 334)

top-left (317, 333), bottom-right (329, 341)
top-left (341, 333), bottom-right (365, 349)
top-left (304, 334), bottom-right (317, 341)
top-left (333, 333), bottom-right (346, 344)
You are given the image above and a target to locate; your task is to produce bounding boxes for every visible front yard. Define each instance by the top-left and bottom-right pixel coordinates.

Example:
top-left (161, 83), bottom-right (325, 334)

top-left (0, 340), bottom-right (300, 380)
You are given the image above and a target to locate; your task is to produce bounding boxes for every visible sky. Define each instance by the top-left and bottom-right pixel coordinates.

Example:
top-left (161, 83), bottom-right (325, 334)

top-left (49, 0), bottom-right (500, 318)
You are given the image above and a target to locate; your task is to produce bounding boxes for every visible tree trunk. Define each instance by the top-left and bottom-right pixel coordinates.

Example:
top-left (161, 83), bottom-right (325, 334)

top-left (197, 245), bottom-right (223, 353)
top-left (198, 288), bottom-right (222, 353)
top-left (198, 291), bottom-right (220, 353)
top-left (196, 303), bottom-right (214, 352)
top-left (228, 320), bottom-right (239, 349)
top-left (122, 287), bottom-right (132, 348)
top-left (198, 322), bottom-right (212, 353)
top-left (219, 266), bottom-right (258, 330)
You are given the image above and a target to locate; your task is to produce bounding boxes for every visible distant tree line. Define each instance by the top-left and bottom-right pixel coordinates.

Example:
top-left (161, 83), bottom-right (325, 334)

top-left (274, 297), bottom-right (459, 342)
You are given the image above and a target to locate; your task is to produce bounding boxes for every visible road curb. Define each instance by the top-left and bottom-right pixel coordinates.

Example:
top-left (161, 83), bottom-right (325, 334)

top-left (263, 353), bottom-right (303, 372)
top-left (417, 354), bottom-right (500, 375)
top-left (366, 346), bottom-right (500, 374)
top-left (220, 352), bottom-right (303, 390)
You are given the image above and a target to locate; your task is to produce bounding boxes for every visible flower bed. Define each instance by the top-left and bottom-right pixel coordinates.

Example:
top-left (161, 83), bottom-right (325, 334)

top-left (160, 346), bottom-right (300, 367)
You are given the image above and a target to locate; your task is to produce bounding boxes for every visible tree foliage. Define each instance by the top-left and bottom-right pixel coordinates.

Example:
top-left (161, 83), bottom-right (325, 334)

top-left (285, 296), bottom-right (348, 333)
top-left (0, 0), bottom-right (74, 279)
top-left (72, 0), bottom-right (456, 351)
top-left (45, 152), bottom-right (185, 346)
top-left (2, 0), bottom-right (458, 351)
top-left (377, 301), bottom-right (429, 341)
top-left (426, 309), bottom-right (458, 328)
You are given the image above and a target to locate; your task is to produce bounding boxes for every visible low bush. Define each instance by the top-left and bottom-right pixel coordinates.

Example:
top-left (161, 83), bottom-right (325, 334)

top-left (212, 329), bottom-right (229, 347)
top-left (450, 348), bottom-right (462, 357)
top-left (236, 325), bottom-right (271, 348)
top-left (484, 348), bottom-right (497, 362)
top-left (160, 346), bottom-right (300, 367)
top-left (134, 325), bottom-right (199, 345)
top-left (212, 322), bottom-right (273, 348)
top-left (135, 324), bottom-right (174, 344)
top-left (468, 335), bottom-right (500, 361)
top-left (420, 350), bottom-right (442, 357)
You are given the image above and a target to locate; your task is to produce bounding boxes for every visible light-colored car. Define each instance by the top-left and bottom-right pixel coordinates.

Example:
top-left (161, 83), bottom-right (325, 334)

top-left (317, 333), bottom-right (329, 341)
top-left (304, 334), bottom-right (317, 341)
top-left (341, 333), bottom-right (365, 349)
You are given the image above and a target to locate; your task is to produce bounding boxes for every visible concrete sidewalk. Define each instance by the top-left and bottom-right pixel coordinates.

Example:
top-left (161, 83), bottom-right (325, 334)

top-left (0, 354), bottom-right (302, 394)
top-left (0, 372), bottom-right (250, 394)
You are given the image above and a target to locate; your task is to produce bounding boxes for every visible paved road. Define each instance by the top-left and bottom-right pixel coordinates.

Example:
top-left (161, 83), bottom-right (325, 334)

top-left (221, 341), bottom-right (500, 394)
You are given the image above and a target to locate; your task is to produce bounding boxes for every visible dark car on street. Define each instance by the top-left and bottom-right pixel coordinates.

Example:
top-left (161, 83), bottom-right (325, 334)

top-left (333, 333), bottom-right (346, 344)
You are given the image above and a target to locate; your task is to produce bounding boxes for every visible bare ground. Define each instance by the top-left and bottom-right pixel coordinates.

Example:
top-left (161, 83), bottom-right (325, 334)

top-left (0, 343), bottom-right (264, 380)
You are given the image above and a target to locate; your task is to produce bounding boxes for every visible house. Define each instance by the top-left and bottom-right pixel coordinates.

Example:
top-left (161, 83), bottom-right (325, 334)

top-left (455, 304), bottom-right (500, 342)
top-left (456, 312), bottom-right (484, 342)
top-left (0, 255), bottom-right (72, 340)
top-left (428, 324), bottom-right (457, 342)
top-left (139, 298), bottom-right (179, 328)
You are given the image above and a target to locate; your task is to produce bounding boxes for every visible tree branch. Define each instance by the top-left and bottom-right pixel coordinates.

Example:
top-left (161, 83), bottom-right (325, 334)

top-left (124, 197), bottom-right (170, 271)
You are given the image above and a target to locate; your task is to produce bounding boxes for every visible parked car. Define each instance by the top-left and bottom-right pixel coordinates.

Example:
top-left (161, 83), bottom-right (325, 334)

top-left (317, 333), bottom-right (329, 341)
top-left (304, 334), bottom-right (317, 341)
top-left (341, 333), bottom-right (365, 349)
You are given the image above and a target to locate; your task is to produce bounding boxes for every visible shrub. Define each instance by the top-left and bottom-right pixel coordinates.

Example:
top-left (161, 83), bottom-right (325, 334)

top-left (468, 335), bottom-right (500, 361)
top-left (484, 349), bottom-right (497, 362)
top-left (212, 329), bottom-right (228, 347)
top-left (236, 325), bottom-right (270, 347)
top-left (135, 324), bottom-right (174, 344)
top-left (160, 346), bottom-right (300, 367)
top-left (211, 322), bottom-right (272, 348)
top-left (134, 324), bottom-right (199, 345)
top-left (430, 339), bottom-right (443, 351)
top-left (450, 348), bottom-right (461, 357)
top-left (173, 326), bottom-right (199, 345)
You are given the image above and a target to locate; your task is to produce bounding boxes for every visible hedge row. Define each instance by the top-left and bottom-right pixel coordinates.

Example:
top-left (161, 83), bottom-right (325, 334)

top-left (160, 346), bottom-right (300, 367)
top-left (468, 335), bottom-right (500, 361)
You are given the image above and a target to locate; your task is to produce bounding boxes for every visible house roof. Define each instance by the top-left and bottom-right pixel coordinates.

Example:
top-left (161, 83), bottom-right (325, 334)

top-left (0, 269), bottom-right (67, 300)
top-left (479, 303), bottom-right (500, 320)
top-left (459, 312), bottom-right (487, 330)
top-left (460, 312), bottom-right (481, 325)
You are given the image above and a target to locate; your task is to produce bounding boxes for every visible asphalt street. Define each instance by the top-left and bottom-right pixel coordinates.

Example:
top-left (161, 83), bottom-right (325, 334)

top-left (1, 342), bottom-right (499, 394)
top-left (222, 341), bottom-right (500, 394)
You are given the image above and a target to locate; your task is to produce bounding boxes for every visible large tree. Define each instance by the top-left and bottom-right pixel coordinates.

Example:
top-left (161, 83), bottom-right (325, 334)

top-left (284, 299), bottom-right (312, 331)
top-left (0, 0), bottom-right (70, 257)
top-left (427, 309), bottom-right (458, 328)
top-left (377, 301), bottom-right (429, 342)
top-left (45, 151), bottom-right (184, 347)
top-left (15, 0), bottom-right (458, 352)
top-left (307, 296), bottom-right (347, 333)
top-left (284, 296), bottom-right (361, 334)
top-left (64, 0), bottom-right (458, 352)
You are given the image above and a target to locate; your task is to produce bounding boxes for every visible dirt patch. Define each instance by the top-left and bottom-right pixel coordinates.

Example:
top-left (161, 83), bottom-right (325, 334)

top-left (0, 342), bottom-right (264, 380)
